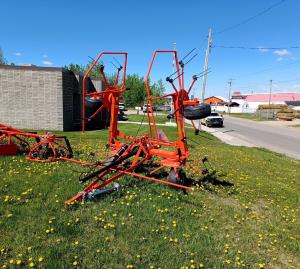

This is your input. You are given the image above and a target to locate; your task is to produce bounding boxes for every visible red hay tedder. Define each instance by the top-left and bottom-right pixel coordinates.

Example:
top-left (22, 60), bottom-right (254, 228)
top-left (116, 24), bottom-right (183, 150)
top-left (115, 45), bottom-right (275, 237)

top-left (65, 50), bottom-right (211, 205)
top-left (0, 50), bottom-right (212, 205)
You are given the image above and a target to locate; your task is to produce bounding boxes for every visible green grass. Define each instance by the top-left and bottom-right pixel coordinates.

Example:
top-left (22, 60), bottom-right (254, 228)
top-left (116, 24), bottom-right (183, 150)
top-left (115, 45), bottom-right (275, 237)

top-left (289, 124), bottom-right (300, 128)
top-left (228, 113), bottom-right (277, 122)
top-left (227, 113), bottom-right (259, 121)
top-left (0, 125), bottom-right (299, 269)
top-left (228, 113), bottom-right (267, 121)
top-left (127, 114), bottom-right (170, 124)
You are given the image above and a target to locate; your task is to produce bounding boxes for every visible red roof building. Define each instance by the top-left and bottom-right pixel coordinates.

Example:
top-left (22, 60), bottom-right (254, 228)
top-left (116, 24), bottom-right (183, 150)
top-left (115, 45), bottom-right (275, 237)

top-left (245, 93), bottom-right (300, 102)
top-left (204, 96), bottom-right (228, 105)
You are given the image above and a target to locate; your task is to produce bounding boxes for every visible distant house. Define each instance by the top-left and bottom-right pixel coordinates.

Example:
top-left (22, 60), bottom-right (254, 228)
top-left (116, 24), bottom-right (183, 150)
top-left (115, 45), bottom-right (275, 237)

top-left (234, 92), bottom-right (300, 111)
top-left (245, 93), bottom-right (300, 108)
top-left (204, 96), bottom-right (228, 105)
top-left (207, 92), bottom-right (300, 113)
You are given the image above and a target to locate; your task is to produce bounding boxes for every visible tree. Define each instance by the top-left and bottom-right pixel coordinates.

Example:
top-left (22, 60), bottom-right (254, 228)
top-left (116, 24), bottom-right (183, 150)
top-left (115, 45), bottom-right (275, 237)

top-left (150, 79), bottom-right (166, 105)
top-left (67, 63), bottom-right (85, 74)
top-left (0, 47), bottom-right (7, 65)
top-left (66, 62), bottom-right (104, 79)
top-left (121, 74), bottom-right (147, 108)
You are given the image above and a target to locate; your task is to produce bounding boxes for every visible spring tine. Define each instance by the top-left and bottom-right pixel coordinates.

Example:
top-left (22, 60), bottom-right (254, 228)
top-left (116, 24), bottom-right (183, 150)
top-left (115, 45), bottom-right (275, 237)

top-left (184, 53), bottom-right (198, 66)
top-left (110, 61), bottom-right (118, 69)
top-left (181, 48), bottom-right (196, 62)
top-left (113, 56), bottom-right (122, 68)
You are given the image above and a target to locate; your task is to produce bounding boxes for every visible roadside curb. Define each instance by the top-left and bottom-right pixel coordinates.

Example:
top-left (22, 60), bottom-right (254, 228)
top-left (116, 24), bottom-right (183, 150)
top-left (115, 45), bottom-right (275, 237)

top-left (185, 119), bottom-right (256, 147)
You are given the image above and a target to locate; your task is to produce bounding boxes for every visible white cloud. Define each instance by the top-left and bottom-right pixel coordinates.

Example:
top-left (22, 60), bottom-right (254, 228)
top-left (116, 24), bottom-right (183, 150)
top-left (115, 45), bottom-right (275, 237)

top-left (258, 47), bottom-right (269, 53)
top-left (273, 49), bottom-right (290, 56)
top-left (273, 49), bottom-right (293, 62)
top-left (276, 57), bottom-right (284, 62)
top-left (42, 54), bottom-right (48, 58)
top-left (42, 60), bottom-right (53, 65)
top-left (14, 52), bottom-right (22, 56)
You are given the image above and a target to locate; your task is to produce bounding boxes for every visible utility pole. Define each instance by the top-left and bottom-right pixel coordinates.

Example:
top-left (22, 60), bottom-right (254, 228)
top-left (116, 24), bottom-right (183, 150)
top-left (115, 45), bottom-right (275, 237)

top-left (268, 79), bottom-right (273, 106)
top-left (227, 79), bottom-right (234, 114)
top-left (268, 79), bottom-right (273, 120)
top-left (198, 28), bottom-right (212, 133)
top-left (201, 28), bottom-right (212, 102)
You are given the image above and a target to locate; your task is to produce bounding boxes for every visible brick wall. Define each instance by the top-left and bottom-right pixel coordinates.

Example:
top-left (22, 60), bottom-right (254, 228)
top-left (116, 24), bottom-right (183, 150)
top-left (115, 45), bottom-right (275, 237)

top-left (0, 65), bottom-right (64, 130)
top-left (0, 65), bottom-right (105, 131)
top-left (62, 70), bottom-right (81, 131)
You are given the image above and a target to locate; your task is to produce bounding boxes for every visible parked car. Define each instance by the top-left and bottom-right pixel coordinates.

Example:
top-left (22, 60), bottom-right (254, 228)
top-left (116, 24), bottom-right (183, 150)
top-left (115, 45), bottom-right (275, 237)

top-left (119, 102), bottom-right (126, 111)
top-left (201, 112), bottom-right (223, 127)
top-left (157, 105), bottom-right (171, 112)
top-left (118, 111), bottom-right (128, 121)
top-left (143, 104), bottom-right (153, 113)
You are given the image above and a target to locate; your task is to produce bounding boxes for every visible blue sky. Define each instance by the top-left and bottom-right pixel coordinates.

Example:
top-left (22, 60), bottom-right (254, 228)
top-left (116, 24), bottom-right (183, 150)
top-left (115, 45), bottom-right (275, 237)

top-left (1, 0), bottom-right (300, 98)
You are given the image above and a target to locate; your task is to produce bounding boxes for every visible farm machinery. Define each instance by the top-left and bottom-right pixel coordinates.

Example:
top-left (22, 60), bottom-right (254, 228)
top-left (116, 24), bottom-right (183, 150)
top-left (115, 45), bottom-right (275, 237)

top-left (65, 50), bottom-right (211, 205)
top-left (0, 123), bottom-right (73, 161)
top-left (0, 50), bottom-right (212, 205)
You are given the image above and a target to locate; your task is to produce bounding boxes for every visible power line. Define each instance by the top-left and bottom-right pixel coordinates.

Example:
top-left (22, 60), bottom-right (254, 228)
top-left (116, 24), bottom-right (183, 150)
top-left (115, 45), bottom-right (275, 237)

top-left (212, 45), bottom-right (299, 50)
top-left (215, 0), bottom-right (287, 35)
top-left (275, 78), bottom-right (300, 84)
top-left (228, 79), bottom-right (300, 91)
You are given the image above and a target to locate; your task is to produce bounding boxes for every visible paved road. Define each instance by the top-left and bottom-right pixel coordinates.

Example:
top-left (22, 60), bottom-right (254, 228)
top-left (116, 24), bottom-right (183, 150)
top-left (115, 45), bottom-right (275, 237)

top-left (218, 116), bottom-right (300, 159)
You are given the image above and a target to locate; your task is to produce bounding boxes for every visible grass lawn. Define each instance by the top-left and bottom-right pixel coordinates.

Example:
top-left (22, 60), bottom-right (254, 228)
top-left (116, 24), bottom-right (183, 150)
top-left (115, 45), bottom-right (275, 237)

top-left (227, 113), bottom-right (259, 121)
top-left (0, 124), bottom-right (299, 268)
top-left (127, 114), bottom-right (170, 124)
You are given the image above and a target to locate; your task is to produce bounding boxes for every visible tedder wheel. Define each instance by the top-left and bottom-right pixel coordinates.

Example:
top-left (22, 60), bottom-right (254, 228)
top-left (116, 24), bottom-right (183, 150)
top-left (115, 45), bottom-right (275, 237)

top-left (167, 168), bottom-right (189, 186)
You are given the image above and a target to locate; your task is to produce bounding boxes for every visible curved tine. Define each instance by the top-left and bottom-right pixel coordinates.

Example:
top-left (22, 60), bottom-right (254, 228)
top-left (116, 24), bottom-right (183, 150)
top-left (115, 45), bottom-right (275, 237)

top-left (110, 61), bottom-right (118, 70)
top-left (28, 139), bottom-right (47, 159)
top-left (113, 56), bottom-right (122, 68)
top-left (183, 53), bottom-right (198, 66)
top-left (48, 142), bottom-right (57, 160)
top-left (181, 48), bottom-right (196, 62)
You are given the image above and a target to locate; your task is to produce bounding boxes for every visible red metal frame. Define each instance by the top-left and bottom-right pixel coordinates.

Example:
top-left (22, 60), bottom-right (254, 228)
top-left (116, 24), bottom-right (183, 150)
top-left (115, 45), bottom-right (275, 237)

top-left (65, 50), bottom-right (207, 205)
top-left (82, 52), bottom-right (128, 149)
top-left (144, 50), bottom-right (200, 167)
top-left (0, 123), bottom-right (73, 162)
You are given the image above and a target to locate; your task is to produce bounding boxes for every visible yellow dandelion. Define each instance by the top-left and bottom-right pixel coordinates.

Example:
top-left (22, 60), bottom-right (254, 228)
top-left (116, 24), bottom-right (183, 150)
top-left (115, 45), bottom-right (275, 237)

top-left (224, 259), bottom-right (231, 264)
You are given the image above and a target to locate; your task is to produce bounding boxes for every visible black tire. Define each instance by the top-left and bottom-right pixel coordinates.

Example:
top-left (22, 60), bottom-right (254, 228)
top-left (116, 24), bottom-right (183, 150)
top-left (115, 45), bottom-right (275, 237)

top-left (184, 104), bottom-right (211, 120)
